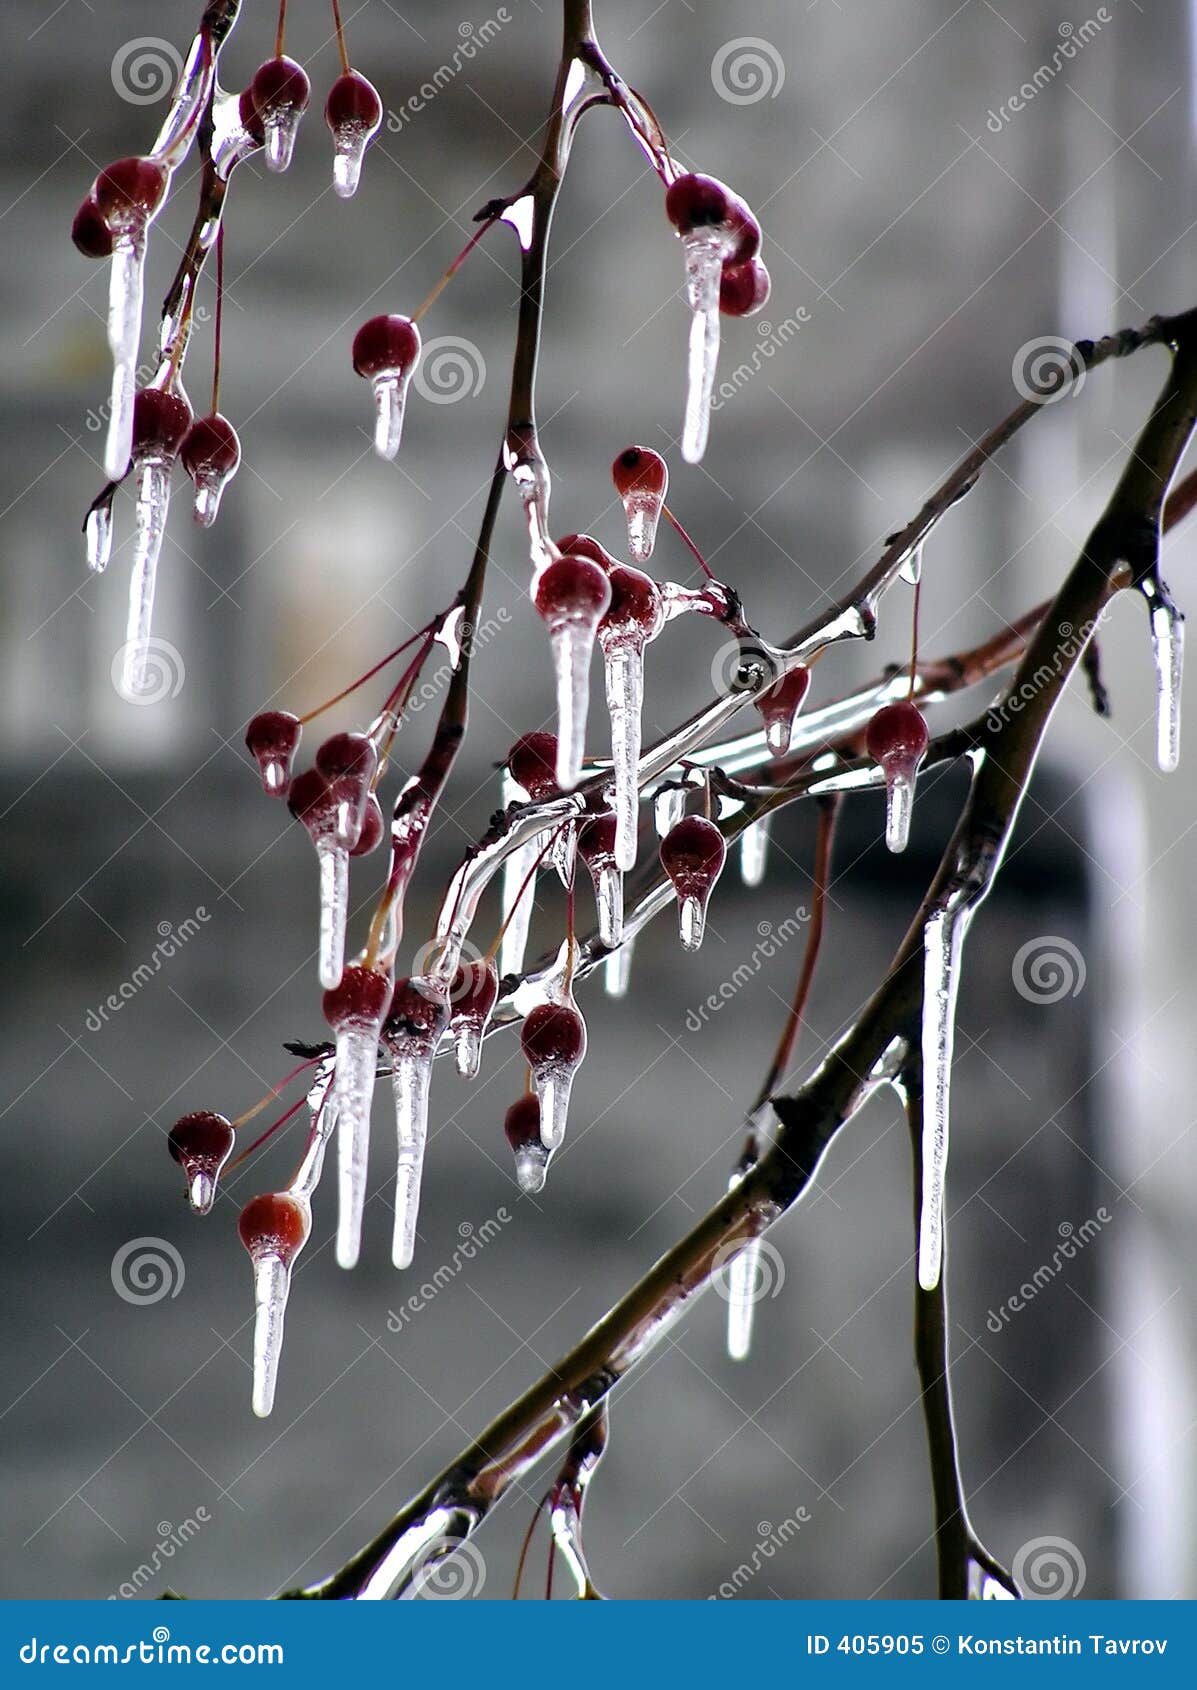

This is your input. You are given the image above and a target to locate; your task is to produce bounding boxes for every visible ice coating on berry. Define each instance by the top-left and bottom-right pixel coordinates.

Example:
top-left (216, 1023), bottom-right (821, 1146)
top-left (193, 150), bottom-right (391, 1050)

top-left (612, 446), bottom-right (668, 564)
top-left (383, 979), bottom-right (450, 1269)
top-left (448, 957), bottom-right (500, 1079)
top-left (352, 316), bottom-right (421, 459)
top-left (316, 731), bottom-right (379, 849)
top-left (534, 555), bottom-right (612, 789)
top-left (133, 387), bottom-right (193, 460)
top-left (508, 731), bottom-right (559, 799)
top-left (660, 815), bottom-right (726, 951)
top-left (521, 1001), bottom-right (587, 1150)
top-left (290, 768), bottom-right (349, 987)
top-left (351, 791), bottom-right (385, 857)
top-left (579, 812), bottom-right (623, 947)
top-left (247, 710), bottom-right (302, 797)
top-left (554, 534), bottom-right (617, 572)
top-left (665, 173), bottom-right (732, 234)
top-left (504, 1094), bottom-right (549, 1193)
top-left (93, 157), bottom-right (169, 231)
top-left (250, 56), bottom-right (311, 172)
top-left (325, 70), bottom-right (383, 198)
top-left (181, 412), bottom-right (241, 526)
top-left (238, 1191), bottom-right (311, 1418)
top-left (865, 700), bottom-right (929, 854)
top-left (754, 665), bottom-right (811, 757)
top-left (168, 1109), bottom-right (235, 1215)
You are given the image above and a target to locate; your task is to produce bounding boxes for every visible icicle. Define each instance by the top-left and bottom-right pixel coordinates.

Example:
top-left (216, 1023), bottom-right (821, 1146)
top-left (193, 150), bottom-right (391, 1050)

top-left (604, 935), bottom-right (633, 998)
top-left (332, 130), bottom-right (370, 198)
top-left (514, 1140), bottom-right (549, 1194)
top-left (654, 785), bottom-right (687, 837)
top-left (85, 501), bottom-right (113, 574)
top-left (551, 821), bottom-right (577, 890)
top-left (594, 863), bottom-right (623, 948)
top-left (264, 108), bottom-right (302, 173)
top-left (370, 371), bottom-right (411, 461)
top-left (727, 1239), bottom-right (761, 1362)
top-left (104, 356), bottom-right (136, 483)
top-left (919, 903), bottom-right (970, 1292)
top-left (605, 644), bottom-right (646, 872)
top-left (885, 773), bottom-right (914, 853)
top-left (506, 446), bottom-right (553, 570)
top-left (740, 815), bottom-right (771, 887)
top-left (899, 539), bottom-right (923, 586)
top-left (549, 623), bottom-right (596, 791)
top-left (1150, 597), bottom-right (1184, 772)
top-left (316, 839), bottom-right (349, 990)
top-left (291, 1058), bottom-right (338, 1198)
top-left (660, 816), bottom-right (726, 954)
top-left (866, 701), bottom-right (929, 856)
top-left (505, 1094), bottom-right (550, 1193)
top-left (107, 232), bottom-right (145, 367)
top-left (448, 958), bottom-right (499, 1082)
top-left (521, 1001), bottom-right (587, 1152)
top-left (333, 1021), bottom-right (379, 1270)
top-left (625, 490), bottom-right (663, 563)
top-left (120, 459), bottom-right (170, 698)
top-left (499, 772), bottom-right (538, 979)
top-left (238, 1193), bottom-right (310, 1419)
top-left (680, 228), bottom-right (727, 464)
top-left (390, 1049), bottom-right (434, 1269)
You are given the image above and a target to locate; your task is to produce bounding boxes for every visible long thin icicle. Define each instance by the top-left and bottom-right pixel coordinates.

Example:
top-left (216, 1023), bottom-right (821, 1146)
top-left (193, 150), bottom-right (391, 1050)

top-left (499, 770), bottom-right (539, 980)
top-left (316, 840), bottom-right (350, 990)
top-left (604, 935), bottom-right (633, 998)
top-left (120, 458), bottom-right (170, 697)
top-left (605, 643), bottom-right (645, 871)
top-left (85, 500), bottom-right (113, 574)
top-left (919, 902), bottom-right (971, 1292)
top-left (334, 1026), bottom-right (381, 1270)
top-left (391, 1050), bottom-right (434, 1269)
top-left (105, 236), bottom-right (146, 479)
top-left (739, 815), bottom-right (771, 887)
top-left (681, 229), bottom-right (727, 464)
top-left (1150, 597), bottom-right (1184, 772)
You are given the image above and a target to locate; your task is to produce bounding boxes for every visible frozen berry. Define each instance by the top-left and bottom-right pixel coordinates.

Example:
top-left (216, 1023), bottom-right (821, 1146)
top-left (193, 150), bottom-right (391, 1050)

top-left (246, 710), bottom-right (302, 798)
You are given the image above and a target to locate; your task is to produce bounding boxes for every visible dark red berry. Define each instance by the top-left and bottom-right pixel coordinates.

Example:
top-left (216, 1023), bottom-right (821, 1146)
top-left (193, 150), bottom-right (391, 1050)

top-left (72, 197), bottom-right (113, 259)
top-left (323, 963), bottom-right (393, 1031)
top-left (383, 977), bottom-right (450, 1047)
top-left (181, 413), bottom-right (240, 478)
top-left (578, 811), bottom-right (618, 867)
top-left (521, 1002), bottom-right (586, 1069)
top-left (755, 665), bottom-right (811, 756)
top-left (238, 1192), bottom-right (309, 1264)
top-left (325, 69), bottom-right (382, 130)
top-left (660, 815), bottom-right (726, 893)
top-left (665, 172), bottom-right (732, 234)
top-left (169, 1110), bottom-right (235, 1168)
top-left (555, 533), bottom-right (617, 571)
top-left (351, 791), bottom-right (385, 856)
top-left (450, 956), bottom-right (500, 1018)
top-left (720, 258), bottom-right (771, 317)
top-left (93, 157), bottom-right (168, 230)
top-left (287, 766), bottom-right (336, 829)
top-left (504, 1093), bottom-right (542, 1151)
top-left (249, 56), bottom-right (311, 117)
top-left (724, 197), bottom-right (761, 264)
top-left (315, 731), bottom-right (376, 781)
top-left (601, 565), bottom-right (664, 645)
top-left (246, 710), bottom-right (302, 797)
top-left (508, 732), bottom-right (559, 798)
top-left (352, 314), bottom-right (421, 378)
top-left (611, 445), bottom-right (668, 500)
top-left (534, 555), bottom-right (612, 628)
top-left (865, 700), bottom-right (929, 766)
top-left (132, 387), bottom-right (193, 460)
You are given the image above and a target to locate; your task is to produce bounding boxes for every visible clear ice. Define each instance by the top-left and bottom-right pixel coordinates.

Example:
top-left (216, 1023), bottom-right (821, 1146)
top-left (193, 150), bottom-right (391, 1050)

top-left (623, 488), bottom-right (664, 564)
top-left (334, 1021), bottom-right (384, 1270)
top-left (680, 228), bottom-right (728, 464)
top-left (390, 1046), bottom-right (435, 1269)
top-left (499, 771), bottom-right (538, 979)
top-left (120, 458), bottom-right (171, 698)
top-left (514, 1140), bottom-right (549, 1194)
top-left (883, 761), bottom-right (918, 854)
top-left (1150, 597), bottom-right (1184, 773)
top-left (549, 622), bottom-right (597, 790)
top-left (85, 500), bottom-right (113, 574)
top-left (899, 539), bottom-right (924, 586)
top-left (604, 643), bottom-right (646, 871)
top-left (105, 235), bottom-right (146, 479)
top-left (536, 1059), bottom-right (580, 1151)
top-left (250, 1251), bottom-right (294, 1419)
top-left (332, 126), bottom-right (371, 199)
top-left (593, 861), bottom-right (623, 949)
top-left (727, 1235), bottom-right (762, 1362)
top-left (604, 934), bottom-right (633, 998)
top-left (919, 903), bottom-right (970, 1292)
top-left (371, 371), bottom-right (412, 461)
top-left (316, 838), bottom-right (350, 990)
top-left (264, 107), bottom-right (303, 173)
top-left (739, 815), bottom-right (771, 887)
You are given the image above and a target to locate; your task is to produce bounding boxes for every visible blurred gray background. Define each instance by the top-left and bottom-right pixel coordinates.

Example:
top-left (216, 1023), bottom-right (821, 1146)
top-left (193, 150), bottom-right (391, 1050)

top-left (2, 0), bottom-right (1196, 1601)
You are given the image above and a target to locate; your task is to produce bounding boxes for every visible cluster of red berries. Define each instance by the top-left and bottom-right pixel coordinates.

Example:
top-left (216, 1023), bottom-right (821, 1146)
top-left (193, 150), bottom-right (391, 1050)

top-left (664, 172), bottom-right (771, 317)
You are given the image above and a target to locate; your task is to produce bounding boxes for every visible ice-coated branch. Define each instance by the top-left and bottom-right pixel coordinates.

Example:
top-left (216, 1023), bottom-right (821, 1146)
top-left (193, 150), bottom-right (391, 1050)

top-left (285, 309), bottom-right (1197, 1601)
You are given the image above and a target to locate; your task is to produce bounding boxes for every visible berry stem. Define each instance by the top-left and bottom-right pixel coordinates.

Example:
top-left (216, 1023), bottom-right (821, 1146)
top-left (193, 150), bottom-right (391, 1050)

top-left (486, 820), bottom-right (571, 962)
top-left (662, 503), bottom-right (716, 582)
top-left (231, 1056), bottom-right (321, 1131)
top-left (329, 0), bottom-right (351, 76)
top-left (275, 0), bottom-right (288, 61)
top-left (411, 216), bottom-right (501, 325)
top-left (909, 577), bottom-right (922, 701)
top-left (296, 626), bottom-right (432, 726)
top-left (512, 1494), bottom-right (549, 1600)
top-left (211, 223), bottom-right (224, 414)
top-left (226, 1093), bottom-right (310, 1173)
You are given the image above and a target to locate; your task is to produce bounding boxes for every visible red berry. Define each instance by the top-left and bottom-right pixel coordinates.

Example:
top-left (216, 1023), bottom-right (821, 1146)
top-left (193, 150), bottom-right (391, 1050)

top-left (181, 413), bottom-right (240, 478)
top-left (93, 157), bottom-right (168, 230)
top-left (238, 1192), bottom-right (310, 1264)
top-left (287, 766), bottom-right (336, 831)
top-left (534, 555), bottom-right (612, 629)
top-left (168, 1110), bottom-right (235, 1212)
top-left (601, 565), bottom-right (664, 646)
top-left (450, 956), bottom-right (500, 1019)
top-left (504, 1093), bottom-right (542, 1152)
top-left (323, 963), bottom-right (393, 1031)
top-left (508, 732), bottom-right (559, 798)
top-left (383, 977), bottom-right (450, 1047)
top-left (665, 172), bottom-right (732, 234)
top-left (611, 445), bottom-right (668, 500)
top-left (578, 811), bottom-right (618, 867)
top-left (352, 314), bottom-right (421, 378)
top-left (720, 258), bottom-right (771, 318)
top-left (315, 730), bottom-right (376, 781)
top-left (521, 1002), bottom-right (586, 1069)
top-left (660, 815), bottom-right (726, 893)
top-left (132, 387), bottom-right (193, 460)
top-left (325, 70), bottom-right (383, 131)
top-left (865, 700), bottom-right (929, 766)
top-left (351, 791), bottom-right (385, 856)
top-left (239, 86), bottom-right (265, 143)
top-left (554, 533), bottom-right (616, 571)
top-left (249, 56), bottom-right (311, 117)
top-left (72, 197), bottom-right (113, 259)
top-left (724, 197), bottom-right (761, 264)
top-left (246, 710), bottom-right (302, 797)
top-left (755, 665), bottom-right (811, 756)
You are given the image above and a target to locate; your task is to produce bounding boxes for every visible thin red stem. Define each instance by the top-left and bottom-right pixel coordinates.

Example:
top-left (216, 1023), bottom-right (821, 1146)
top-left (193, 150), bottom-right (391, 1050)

top-left (662, 504), bottom-right (716, 582)
top-left (512, 1494), bottom-right (548, 1599)
top-left (412, 217), bottom-right (501, 326)
top-left (211, 224), bottom-right (224, 415)
top-left (296, 627), bottom-right (432, 727)
top-left (275, 0), bottom-right (287, 60)
top-left (330, 0), bottom-right (351, 76)
top-left (226, 1093), bottom-right (309, 1173)
top-left (908, 577), bottom-right (922, 700)
top-left (231, 1056), bottom-right (321, 1130)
